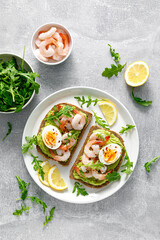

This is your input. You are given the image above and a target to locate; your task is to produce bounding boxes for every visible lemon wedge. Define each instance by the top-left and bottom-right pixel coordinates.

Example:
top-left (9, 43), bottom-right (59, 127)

top-left (98, 100), bottom-right (118, 126)
top-left (48, 165), bottom-right (68, 191)
top-left (125, 61), bottom-right (150, 87)
top-left (38, 161), bottom-right (51, 186)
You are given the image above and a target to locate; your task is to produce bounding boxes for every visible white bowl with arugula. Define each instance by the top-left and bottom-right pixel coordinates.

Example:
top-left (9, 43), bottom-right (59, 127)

top-left (0, 52), bottom-right (40, 114)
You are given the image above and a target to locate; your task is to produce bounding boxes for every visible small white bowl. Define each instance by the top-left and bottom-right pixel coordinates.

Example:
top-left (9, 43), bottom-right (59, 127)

top-left (0, 53), bottom-right (35, 114)
top-left (31, 23), bottom-right (73, 65)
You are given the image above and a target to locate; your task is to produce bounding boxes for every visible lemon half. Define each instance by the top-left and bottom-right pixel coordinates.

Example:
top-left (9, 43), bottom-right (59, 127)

top-left (98, 100), bottom-right (118, 126)
top-left (125, 61), bottom-right (150, 87)
top-left (48, 165), bottom-right (68, 191)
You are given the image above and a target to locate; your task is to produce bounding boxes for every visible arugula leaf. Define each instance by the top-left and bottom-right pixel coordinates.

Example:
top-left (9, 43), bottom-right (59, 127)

top-left (64, 130), bottom-right (81, 144)
top-left (21, 135), bottom-right (37, 154)
top-left (121, 149), bottom-right (133, 175)
top-left (29, 153), bottom-right (44, 181)
top-left (74, 96), bottom-right (99, 108)
top-left (96, 133), bottom-right (105, 141)
top-left (144, 156), bottom-right (160, 172)
top-left (0, 56), bottom-right (40, 112)
top-left (13, 203), bottom-right (30, 216)
top-left (16, 176), bottom-right (30, 200)
top-left (43, 207), bottom-right (56, 226)
top-left (131, 88), bottom-right (152, 106)
top-left (72, 182), bottom-right (88, 197)
top-left (119, 124), bottom-right (135, 134)
top-left (92, 111), bottom-right (110, 129)
top-left (102, 63), bottom-right (126, 79)
top-left (28, 196), bottom-right (47, 213)
top-left (45, 105), bottom-right (75, 124)
top-left (2, 122), bottom-right (12, 141)
top-left (85, 160), bottom-right (105, 171)
top-left (108, 44), bottom-right (120, 63)
top-left (105, 171), bottom-right (121, 182)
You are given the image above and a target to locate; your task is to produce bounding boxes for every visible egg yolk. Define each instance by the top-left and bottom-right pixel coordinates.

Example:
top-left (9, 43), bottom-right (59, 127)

top-left (44, 131), bottom-right (56, 146)
top-left (103, 148), bottom-right (117, 163)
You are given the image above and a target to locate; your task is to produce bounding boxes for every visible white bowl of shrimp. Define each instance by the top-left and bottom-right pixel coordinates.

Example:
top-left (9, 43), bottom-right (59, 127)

top-left (31, 23), bottom-right (73, 65)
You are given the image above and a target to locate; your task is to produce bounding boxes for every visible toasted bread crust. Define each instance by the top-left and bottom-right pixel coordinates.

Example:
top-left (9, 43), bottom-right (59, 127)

top-left (36, 103), bottom-right (92, 166)
top-left (69, 125), bottom-right (125, 188)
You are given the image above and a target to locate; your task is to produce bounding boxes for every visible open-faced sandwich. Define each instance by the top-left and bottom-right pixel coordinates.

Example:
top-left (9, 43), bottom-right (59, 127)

top-left (36, 103), bottom-right (92, 166)
top-left (70, 125), bottom-right (125, 188)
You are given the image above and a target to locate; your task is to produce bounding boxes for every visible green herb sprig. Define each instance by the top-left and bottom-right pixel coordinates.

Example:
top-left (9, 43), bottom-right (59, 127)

top-left (92, 111), bottom-right (110, 129)
top-left (13, 203), bottom-right (30, 216)
top-left (21, 135), bottom-right (37, 154)
top-left (102, 63), bottom-right (126, 78)
top-left (108, 44), bottom-right (120, 63)
top-left (119, 124), bottom-right (135, 134)
top-left (85, 160), bottom-right (105, 171)
top-left (144, 156), bottom-right (160, 172)
top-left (43, 207), bottom-right (56, 226)
top-left (16, 175), bottom-right (30, 200)
top-left (105, 171), bottom-right (121, 182)
top-left (131, 88), bottom-right (152, 106)
top-left (121, 149), bottom-right (133, 175)
top-left (2, 122), bottom-right (12, 141)
top-left (72, 182), bottom-right (88, 197)
top-left (29, 153), bottom-right (44, 181)
top-left (27, 196), bottom-right (47, 213)
top-left (74, 96), bottom-right (99, 108)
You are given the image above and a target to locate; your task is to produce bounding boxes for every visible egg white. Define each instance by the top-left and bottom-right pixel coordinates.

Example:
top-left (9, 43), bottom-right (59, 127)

top-left (42, 125), bottom-right (62, 150)
top-left (99, 143), bottom-right (121, 165)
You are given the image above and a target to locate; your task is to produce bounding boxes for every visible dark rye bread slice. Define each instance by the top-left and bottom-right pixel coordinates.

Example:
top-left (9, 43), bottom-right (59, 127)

top-left (36, 103), bottom-right (92, 166)
top-left (70, 125), bottom-right (125, 188)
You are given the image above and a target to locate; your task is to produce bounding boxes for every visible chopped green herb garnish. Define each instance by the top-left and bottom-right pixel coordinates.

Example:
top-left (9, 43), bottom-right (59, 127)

top-left (2, 122), bottom-right (12, 141)
top-left (119, 124), bottom-right (135, 134)
top-left (108, 44), bottom-right (121, 63)
top-left (21, 135), bottom-right (37, 154)
top-left (72, 182), bottom-right (88, 197)
top-left (102, 63), bottom-right (126, 79)
top-left (13, 203), bottom-right (30, 216)
top-left (64, 130), bottom-right (80, 144)
top-left (144, 156), bottom-right (160, 172)
top-left (43, 207), bottom-right (56, 226)
top-left (105, 171), bottom-right (121, 182)
top-left (74, 96), bottom-right (99, 108)
top-left (16, 176), bottom-right (30, 201)
top-left (92, 111), bottom-right (110, 129)
top-left (131, 88), bottom-right (152, 106)
top-left (85, 160), bottom-right (105, 171)
top-left (121, 149), bottom-right (133, 175)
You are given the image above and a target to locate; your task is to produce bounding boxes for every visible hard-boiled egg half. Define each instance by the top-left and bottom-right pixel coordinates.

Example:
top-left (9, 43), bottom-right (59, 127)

top-left (42, 125), bottom-right (62, 149)
top-left (99, 144), bottom-right (122, 165)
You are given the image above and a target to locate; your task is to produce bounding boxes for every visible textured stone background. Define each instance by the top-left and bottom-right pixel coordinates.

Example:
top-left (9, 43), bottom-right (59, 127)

top-left (0, 0), bottom-right (160, 239)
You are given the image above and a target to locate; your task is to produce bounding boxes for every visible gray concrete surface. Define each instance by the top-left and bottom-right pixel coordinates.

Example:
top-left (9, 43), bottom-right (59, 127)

top-left (0, 0), bottom-right (160, 239)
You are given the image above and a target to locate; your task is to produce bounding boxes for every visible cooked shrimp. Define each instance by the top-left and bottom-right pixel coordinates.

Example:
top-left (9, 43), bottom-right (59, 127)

top-left (100, 165), bottom-right (107, 174)
top-left (35, 49), bottom-right (48, 62)
top-left (35, 38), bottom-right (42, 48)
top-left (52, 51), bottom-right (64, 61)
top-left (80, 165), bottom-right (87, 173)
top-left (74, 166), bottom-right (93, 178)
top-left (92, 170), bottom-right (108, 180)
top-left (49, 149), bottom-right (70, 162)
top-left (71, 110), bottom-right (86, 130)
top-left (58, 33), bottom-right (69, 56)
top-left (89, 132), bottom-right (105, 141)
top-left (59, 116), bottom-right (73, 132)
top-left (84, 140), bottom-right (100, 158)
top-left (82, 154), bottom-right (93, 165)
top-left (39, 38), bottom-right (58, 57)
top-left (39, 27), bottom-right (57, 40)
top-left (59, 133), bottom-right (76, 150)
top-left (53, 32), bottom-right (63, 44)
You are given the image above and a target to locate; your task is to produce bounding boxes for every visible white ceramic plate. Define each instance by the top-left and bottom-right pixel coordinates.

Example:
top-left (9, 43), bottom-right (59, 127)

top-left (22, 87), bottom-right (139, 204)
